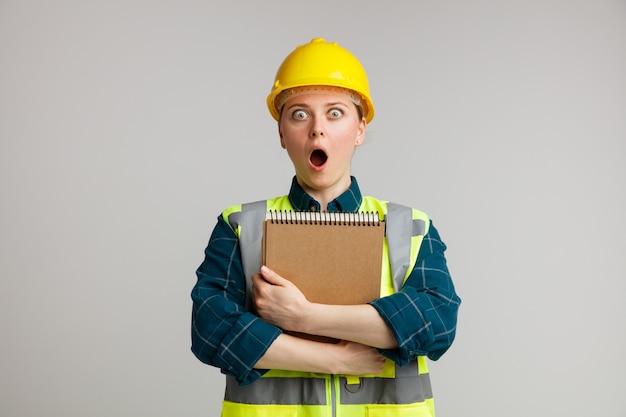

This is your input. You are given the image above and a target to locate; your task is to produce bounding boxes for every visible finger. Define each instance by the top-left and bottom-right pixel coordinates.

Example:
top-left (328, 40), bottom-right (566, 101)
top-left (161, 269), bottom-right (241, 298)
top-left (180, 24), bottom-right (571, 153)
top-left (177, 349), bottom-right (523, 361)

top-left (250, 274), bottom-right (269, 296)
top-left (250, 273), bottom-right (263, 288)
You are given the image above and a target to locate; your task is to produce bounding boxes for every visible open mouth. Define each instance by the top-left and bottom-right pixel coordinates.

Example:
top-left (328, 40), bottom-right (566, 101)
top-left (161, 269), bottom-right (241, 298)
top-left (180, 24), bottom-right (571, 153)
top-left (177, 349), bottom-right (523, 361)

top-left (310, 149), bottom-right (328, 167)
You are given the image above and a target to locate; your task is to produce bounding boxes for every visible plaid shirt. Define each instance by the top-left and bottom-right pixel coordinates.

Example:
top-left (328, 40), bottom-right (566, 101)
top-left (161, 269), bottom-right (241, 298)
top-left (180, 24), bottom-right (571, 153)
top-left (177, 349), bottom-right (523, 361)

top-left (191, 177), bottom-right (461, 385)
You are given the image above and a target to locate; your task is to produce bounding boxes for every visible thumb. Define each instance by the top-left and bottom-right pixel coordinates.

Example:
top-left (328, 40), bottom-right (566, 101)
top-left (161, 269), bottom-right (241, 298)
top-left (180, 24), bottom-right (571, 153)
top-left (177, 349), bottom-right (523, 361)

top-left (260, 265), bottom-right (289, 286)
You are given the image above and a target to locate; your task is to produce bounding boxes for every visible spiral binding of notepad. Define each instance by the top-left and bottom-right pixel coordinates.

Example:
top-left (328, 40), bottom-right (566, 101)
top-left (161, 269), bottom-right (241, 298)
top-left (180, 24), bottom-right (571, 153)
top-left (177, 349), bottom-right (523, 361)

top-left (266, 210), bottom-right (382, 226)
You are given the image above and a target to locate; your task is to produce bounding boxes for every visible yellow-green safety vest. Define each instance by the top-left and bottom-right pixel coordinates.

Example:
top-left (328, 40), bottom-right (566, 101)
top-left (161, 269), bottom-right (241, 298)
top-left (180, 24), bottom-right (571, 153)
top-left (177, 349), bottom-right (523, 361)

top-left (221, 195), bottom-right (435, 417)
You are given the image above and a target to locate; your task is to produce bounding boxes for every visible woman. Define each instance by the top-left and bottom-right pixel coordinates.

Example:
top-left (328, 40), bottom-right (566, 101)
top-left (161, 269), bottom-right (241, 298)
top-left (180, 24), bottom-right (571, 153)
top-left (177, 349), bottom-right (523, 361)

top-left (191, 37), bottom-right (461, 417)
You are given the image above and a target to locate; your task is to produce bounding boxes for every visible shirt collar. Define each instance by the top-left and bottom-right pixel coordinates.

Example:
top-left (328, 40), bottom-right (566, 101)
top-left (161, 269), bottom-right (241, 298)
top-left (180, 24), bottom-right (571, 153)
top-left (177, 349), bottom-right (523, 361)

top-left (287, 176), bottom-right (363, 212)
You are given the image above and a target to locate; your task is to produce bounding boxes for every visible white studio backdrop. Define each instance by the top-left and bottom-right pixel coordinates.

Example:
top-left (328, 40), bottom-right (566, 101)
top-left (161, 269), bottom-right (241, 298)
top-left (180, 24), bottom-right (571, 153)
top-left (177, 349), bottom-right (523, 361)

top-left (1, 1), bottom-right (625, 416)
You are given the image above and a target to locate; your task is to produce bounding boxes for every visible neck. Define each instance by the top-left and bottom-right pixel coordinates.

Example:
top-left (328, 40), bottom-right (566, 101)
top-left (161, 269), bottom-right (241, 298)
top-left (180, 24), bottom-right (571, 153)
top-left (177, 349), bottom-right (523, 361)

top-left (298, 177), bottom-right (352, 211)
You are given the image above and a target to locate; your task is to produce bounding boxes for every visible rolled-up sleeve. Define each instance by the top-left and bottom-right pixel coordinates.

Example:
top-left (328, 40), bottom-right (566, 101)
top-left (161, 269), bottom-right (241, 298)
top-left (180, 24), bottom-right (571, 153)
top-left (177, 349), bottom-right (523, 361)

top-left (191, 215), bottom-right (282, 386)
top-left (370, 221), bottom-right (461, 365)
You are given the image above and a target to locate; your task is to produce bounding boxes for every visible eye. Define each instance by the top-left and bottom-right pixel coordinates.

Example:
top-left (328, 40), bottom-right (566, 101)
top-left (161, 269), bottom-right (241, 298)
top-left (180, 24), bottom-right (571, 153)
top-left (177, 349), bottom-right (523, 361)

top-left (328, 108), bottom-right (343, 119)
top-left (292, 110), bottom-right (308, 120)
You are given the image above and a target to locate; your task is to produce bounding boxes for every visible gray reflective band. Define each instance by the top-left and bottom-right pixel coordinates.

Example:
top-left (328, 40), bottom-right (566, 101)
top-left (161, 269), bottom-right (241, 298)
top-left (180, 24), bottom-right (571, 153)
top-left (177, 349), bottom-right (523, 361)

top-left (235, 201), bottom-right (266, 310)
top-left (224, 361), bottom-right (432, 406)
top-left (413, 218), bottom-right (426, 237)
top-left (340, 373), bottom-right (433, 405)
top-left (225, 375), bottom-right (327, 405)
top-left (385, 202), bottom-right (425, 292)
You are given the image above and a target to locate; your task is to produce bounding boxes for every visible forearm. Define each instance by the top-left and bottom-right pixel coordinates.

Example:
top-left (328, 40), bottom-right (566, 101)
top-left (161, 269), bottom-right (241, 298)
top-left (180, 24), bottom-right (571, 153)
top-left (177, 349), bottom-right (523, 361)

top-left (298, 303), bottom-right (398, 349)
top-left (254, 333), bottom-right (335, 373)
top-left (254, 332), bottom-right (386, 376)
top-left (254, 266), bottom-right (398, 349)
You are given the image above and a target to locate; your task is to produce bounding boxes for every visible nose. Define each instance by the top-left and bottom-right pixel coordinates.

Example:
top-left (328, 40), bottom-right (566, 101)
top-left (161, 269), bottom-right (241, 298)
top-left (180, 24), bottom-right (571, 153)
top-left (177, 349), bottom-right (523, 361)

top-left (309, 118), bottom-right (325, 138)
top-left (310, 129), bottom-right (324, 138)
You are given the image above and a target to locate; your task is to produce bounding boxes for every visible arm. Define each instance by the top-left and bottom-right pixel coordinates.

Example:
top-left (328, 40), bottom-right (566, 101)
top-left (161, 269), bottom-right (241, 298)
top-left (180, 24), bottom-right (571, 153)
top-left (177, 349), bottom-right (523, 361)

top-left (190, 215), bottom-right (281, 385)
top-left (371, 221), bottom-right (461, 364)
top-left (253, 221), bottom-right (461, 364)
top-left (191, 215), bottom-right (385, 382)
top-left (253, 266), bottom-right (397, 349)
top-left (254, 333), bottom-right (385, 375)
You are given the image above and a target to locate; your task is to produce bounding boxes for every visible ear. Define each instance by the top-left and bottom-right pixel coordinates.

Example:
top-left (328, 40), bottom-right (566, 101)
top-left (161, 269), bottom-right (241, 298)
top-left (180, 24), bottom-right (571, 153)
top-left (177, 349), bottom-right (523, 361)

top-left (278, 126), bottom-right (286, 149)
top-left (355, 117), bottom-right (366, 146)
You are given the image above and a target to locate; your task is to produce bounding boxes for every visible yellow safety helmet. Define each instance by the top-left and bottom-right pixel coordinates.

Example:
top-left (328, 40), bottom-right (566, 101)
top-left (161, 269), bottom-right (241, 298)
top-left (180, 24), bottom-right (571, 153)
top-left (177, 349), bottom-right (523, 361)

top-left (267, 38), bottom-right (375, 123)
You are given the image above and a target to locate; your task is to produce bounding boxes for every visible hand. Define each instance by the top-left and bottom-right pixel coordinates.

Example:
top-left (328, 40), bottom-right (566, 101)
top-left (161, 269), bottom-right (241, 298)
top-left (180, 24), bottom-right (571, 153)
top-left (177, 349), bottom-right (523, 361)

top-left (332, 340), bottom-right (386, 375)
top-left (252, 266), bottom-right (310, 331)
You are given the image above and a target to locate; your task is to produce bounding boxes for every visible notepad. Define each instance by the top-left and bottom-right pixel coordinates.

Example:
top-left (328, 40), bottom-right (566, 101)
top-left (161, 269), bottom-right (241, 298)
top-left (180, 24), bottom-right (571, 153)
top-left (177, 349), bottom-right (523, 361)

top-left (262, 210), bottom-right (385, 342)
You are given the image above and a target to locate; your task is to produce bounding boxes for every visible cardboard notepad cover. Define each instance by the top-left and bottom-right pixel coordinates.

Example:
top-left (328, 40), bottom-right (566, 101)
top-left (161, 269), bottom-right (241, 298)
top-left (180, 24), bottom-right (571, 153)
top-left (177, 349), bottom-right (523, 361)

top-left (262, 216), bottom-right (385, 342)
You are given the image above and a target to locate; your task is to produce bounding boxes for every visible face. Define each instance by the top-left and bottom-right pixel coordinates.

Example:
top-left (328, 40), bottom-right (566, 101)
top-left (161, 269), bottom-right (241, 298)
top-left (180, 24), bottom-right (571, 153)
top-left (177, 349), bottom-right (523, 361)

top-left (278, 90), bottom-right (366, 202)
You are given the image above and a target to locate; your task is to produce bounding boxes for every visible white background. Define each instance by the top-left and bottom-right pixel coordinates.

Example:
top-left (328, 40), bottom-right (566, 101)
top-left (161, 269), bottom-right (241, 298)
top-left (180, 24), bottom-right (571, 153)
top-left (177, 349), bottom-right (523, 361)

top-left (1, 1), bottom-right (625, 416)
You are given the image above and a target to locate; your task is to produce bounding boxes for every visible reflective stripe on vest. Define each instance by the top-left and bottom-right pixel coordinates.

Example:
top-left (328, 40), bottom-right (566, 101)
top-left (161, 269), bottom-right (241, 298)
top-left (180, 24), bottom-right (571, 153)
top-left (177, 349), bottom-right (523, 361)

top-left (227, 200), bottom-right (266, 311)
top-left (225, 357), bottom-right (432, 405)
top-left (385, 202), bottom-right (426, 292)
